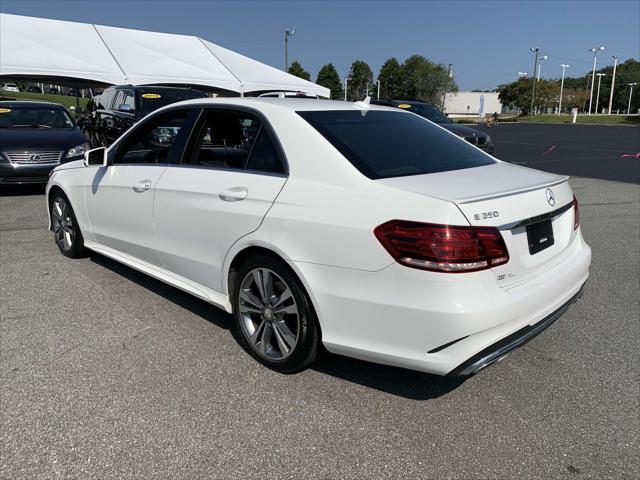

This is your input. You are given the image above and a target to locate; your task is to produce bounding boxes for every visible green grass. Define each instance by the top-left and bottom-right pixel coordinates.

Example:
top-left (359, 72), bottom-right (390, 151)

top-left (518, 114), bottom-right (639, 126)
top-left (0, 91), bottom-right (89, 110)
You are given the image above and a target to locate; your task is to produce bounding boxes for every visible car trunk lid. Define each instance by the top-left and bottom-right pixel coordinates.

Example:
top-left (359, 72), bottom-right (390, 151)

top-left (377, 162), bottom-right (578, 286)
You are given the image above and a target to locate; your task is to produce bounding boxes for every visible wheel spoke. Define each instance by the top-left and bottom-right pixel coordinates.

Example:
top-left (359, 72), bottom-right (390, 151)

top-left (64, 230), bottom-right (73, 248)
top-left (272, 287), bottom-right (292, 309)
top-left (239, 289), bottom-right (263, 309)
top-left (259, 321), bottom-right (272, 354)
top-left (263, 270), bottom-right (275, 301)
top-left (272, 320), bottom-right (295, 353)
top-left (249, 319), bottom-right (266, 345)
top-left (253, 270), bottom-right (268, 303)
top-left (273, 303), bottom-right (298, 315)
top-left (52, 202), bottom-right (63, 221)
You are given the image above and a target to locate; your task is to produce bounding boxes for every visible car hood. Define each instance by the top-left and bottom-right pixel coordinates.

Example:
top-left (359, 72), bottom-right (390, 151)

top-left (439, 123), bottom-right (486, 138)
top-left (0, 128), bottom-right (86, 152)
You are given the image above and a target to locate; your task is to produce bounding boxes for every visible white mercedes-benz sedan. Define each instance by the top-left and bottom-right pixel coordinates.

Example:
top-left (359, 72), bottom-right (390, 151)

top-left (46, 98), bottom-right (591, 376)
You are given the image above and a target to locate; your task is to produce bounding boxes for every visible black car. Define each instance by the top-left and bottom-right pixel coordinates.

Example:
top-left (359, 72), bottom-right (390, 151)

top-left (0, 101), bottom-right (88, 184)
top-left (371, 100), bottom-right (494, 154)
top-left (26, 85), bottom-right (43, 94)
top-left (81, 85), bottom-right (207, 148)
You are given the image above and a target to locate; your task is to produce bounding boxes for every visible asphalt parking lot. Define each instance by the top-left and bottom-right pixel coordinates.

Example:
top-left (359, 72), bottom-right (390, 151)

top-left (1, 124), bottom-right (639, 479)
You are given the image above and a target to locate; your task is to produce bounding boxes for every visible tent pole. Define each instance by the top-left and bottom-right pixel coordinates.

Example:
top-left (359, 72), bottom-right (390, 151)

top-left (75, 83), bottom-right (80, 117)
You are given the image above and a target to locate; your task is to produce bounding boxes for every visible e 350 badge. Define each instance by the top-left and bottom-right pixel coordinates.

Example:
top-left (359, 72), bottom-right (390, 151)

top-left (473, 210), bottom-right (499, 221)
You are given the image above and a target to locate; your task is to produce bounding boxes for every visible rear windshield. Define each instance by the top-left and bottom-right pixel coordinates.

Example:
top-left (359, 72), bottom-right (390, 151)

top-left (139, 89), bottom-right (207, 114)
top-left (0, 105), bottom-right (74, 129)
top-left (298, 110), bottom-right (495, 179)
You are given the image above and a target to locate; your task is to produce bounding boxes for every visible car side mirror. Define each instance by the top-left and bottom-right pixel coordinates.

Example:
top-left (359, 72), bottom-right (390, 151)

top-left (84, 147), bottom-right (107, 167)
top-left (118, 104), bottom-right (132, 113)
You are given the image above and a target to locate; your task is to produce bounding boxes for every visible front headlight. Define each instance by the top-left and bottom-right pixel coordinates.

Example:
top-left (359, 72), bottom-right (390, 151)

top-left (65, 142), bottom-right (90, 159)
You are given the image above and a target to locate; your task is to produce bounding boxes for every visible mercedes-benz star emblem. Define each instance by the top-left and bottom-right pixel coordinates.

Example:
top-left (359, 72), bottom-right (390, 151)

top-left (545, 188), bottom-right (556, 207)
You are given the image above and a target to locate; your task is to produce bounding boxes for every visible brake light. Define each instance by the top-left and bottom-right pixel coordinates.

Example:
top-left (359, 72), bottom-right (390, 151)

top-left (374, 220), bottom-right (509, 273)
top-left (573, 195), bottom-right (579, 230)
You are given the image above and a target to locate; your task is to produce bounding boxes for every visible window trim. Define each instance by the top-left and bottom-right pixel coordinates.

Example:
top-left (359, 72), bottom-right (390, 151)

top-left (176, 105), bottom-right (289, 177)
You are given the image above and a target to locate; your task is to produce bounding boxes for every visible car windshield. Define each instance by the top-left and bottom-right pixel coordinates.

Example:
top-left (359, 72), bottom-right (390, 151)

top-left (298, 110), bottom-right (494, 179)
top-left (139, 89), bottom-right (206, 114)
top-left (0, 106), bottom-right (74, 129)
top-left (394, 103), bottom-right (452, 123)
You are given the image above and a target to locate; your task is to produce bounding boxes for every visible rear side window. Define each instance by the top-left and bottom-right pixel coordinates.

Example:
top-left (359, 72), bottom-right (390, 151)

top-left (298, 110), bottom-right (495, 179)
top-left (98, 89), bottom-right (115, 109)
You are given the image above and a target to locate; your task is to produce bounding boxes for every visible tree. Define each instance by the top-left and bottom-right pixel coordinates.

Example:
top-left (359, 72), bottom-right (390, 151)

top-left (499, 77), bottom-right (557, 114)
top-left (377, 57), bottom-right (403, 99)
top-left (346, 60), bottom-right (373, 101)
top-left (287, 61), bottom-right (311, 81)
top-left (400, 55), bottom-right (457, 104)
top-left (316, 63), bottom-right (343, 100)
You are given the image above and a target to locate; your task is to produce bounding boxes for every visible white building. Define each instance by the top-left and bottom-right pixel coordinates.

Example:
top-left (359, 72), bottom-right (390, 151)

top-left (444, 91), bottom-right (503, 117)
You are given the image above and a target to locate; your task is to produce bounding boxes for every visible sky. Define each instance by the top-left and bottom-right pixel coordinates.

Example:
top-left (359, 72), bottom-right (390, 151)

top-left (1, 0), bottom-right (638, 90)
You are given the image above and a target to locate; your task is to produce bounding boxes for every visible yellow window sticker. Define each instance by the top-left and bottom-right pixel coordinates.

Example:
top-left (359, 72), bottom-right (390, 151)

top-left (142, 93), bottom-right (161, 99)
top-left (397, 104), bottom-right (412, 109)
top-left (0, 108), bottom-right (11, 113)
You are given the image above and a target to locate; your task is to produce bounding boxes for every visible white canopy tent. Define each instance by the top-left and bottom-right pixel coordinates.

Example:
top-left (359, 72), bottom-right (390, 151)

top-left (0, 13), bottom-right (330, 97)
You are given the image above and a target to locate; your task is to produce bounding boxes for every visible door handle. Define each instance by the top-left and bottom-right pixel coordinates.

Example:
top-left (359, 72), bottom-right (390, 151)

top-left (133, 180), bottom-right (151, 193)
top-left (219, 187), bottom-right (248, 202)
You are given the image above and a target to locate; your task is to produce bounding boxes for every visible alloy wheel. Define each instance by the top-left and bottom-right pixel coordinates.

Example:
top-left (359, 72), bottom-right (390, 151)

top-left (51, 197), bottom-right (74, 251)
top-left (238, 267), bottom-right (300, 360)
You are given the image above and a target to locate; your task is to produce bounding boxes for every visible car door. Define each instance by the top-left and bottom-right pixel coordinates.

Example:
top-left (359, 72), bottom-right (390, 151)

top-left (154, 108), bottom-right (288, 292)
top-left (85, 108), bottom-right (198, 266)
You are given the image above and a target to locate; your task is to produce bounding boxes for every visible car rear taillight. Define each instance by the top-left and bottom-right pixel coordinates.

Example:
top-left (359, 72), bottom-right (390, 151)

top-left (573, 194), bottom-right (579, 230)
top-left (374, 220), bottom-right (509, 273)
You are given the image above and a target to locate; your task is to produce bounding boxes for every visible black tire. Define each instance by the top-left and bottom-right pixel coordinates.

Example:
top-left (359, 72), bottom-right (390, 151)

top-left (232, 254), bottom-right (320, 373)
top-left (50, 191), bottom-right (86, 258)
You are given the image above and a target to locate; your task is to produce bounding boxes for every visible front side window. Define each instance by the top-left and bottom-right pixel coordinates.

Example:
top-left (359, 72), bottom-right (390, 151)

top-left (112, 110), bottom-right (190, 165)
top-left (298, 110), bottom-right (495, 179)
top-left (186, 110), bottom-right (284, 174)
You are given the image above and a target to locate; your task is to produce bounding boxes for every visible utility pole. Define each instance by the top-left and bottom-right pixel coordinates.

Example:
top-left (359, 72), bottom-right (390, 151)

top-left (529, 48), bottom-right (539, 116)
top-left (376, 80), bottom-right (380, 99)
top-left (608, 55), bottom-right (618, 115)
top-left (628, 83), bottom-right (638, 114)
top-left (442, 63), bottom-right (452, 110)
top-left (284, 29), bottom-right (295, 71)
top-left (588, 46), bottom-right (604, 115)
top-left (595, 73), bottom-right (606, 114)
top-left (559, 64), bottom-right (569, 114)
top-left (344, 77), bottom-right (350, 101)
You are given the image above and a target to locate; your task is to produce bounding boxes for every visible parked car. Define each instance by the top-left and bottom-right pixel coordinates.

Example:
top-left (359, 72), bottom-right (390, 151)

top-left (259, 91), bottom-right (320, 99)
top-left (26, 85), bottom-right (43, 94)
top-left (81, 85), bottom-right (207, 148)
top-left (67, 88), bottom-right (80, 97)
top-left (46, 98), bottom-right (590, 376)
top-left (372, 100), bottom-right (494, 153)
top-left (0, 101), bottom-right (89, 184)
top-left (47, 87), bottom-right (60, 94)
top-left (2, 83), bottom-right (20, 93)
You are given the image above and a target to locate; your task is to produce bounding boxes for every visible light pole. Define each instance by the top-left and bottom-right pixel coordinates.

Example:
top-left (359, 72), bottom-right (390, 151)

top-left (376, 80), bottom-right (380, 99)
top-left (536, 55), bottom-right (548, 81)
top-left (628, 83), bottom-right (638, 114)
top-left (608, 55), bottom-right (618, 114)
top-left (344, 77), bottom-right (350, 101)
top-left (529, 47), bottom-right (540, 116)
top-left (587, 46), bottom-right (605, 115)
top-left (558, 64), bottom-right (570, 114)
top-left (595, 73), bottom-right (606, 114)
top-left (284, 29), bottom-right (295, 71)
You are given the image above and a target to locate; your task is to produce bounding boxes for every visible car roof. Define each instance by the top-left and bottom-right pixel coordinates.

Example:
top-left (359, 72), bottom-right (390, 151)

top-left (0, 100), bottom-right (64, 108)
top-left (155, 97), bottom-right (403, 114)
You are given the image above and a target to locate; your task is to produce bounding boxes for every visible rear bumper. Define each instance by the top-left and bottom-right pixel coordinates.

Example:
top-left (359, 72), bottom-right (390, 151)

top-left (292, 230), bottom-right (591, 376)
top-left (447, 284), bottom-right (584, 376)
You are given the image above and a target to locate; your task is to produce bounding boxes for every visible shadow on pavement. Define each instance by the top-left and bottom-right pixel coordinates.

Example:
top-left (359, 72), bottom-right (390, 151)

top-left (89, 252), bottom-right (466, 400)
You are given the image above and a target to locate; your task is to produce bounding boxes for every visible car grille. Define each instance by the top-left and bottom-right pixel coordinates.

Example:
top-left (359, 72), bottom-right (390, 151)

top-left (3, 151), bottom-right (63, 166)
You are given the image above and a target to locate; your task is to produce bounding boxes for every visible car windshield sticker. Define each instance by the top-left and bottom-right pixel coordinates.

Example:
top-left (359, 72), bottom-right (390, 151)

top-left (142, 93), bottom-right (162, 99)
top-left (0, 108), bottom-right (11, 113)
top-left (397, 104), bottom-right (412, 109)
